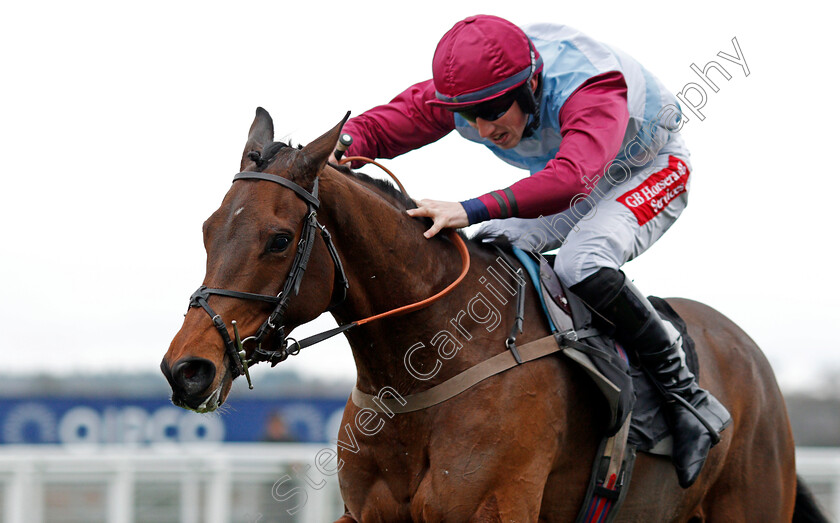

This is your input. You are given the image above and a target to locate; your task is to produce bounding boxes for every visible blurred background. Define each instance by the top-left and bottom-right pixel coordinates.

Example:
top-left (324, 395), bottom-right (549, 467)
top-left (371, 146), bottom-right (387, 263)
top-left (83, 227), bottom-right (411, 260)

top-left (0, 371), bottom-right (350, 522)
top-left (2, 371), bottom-right (839, 521)
top-left (2, 0), bottom-right (838, 521)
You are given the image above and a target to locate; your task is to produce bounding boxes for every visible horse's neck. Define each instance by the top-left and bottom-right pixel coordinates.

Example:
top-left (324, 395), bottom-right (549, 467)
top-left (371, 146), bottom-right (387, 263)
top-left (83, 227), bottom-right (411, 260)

top-left (319, 169), bottom-right (460, 317)
top-left (318, 169), bottom-right (506, 394)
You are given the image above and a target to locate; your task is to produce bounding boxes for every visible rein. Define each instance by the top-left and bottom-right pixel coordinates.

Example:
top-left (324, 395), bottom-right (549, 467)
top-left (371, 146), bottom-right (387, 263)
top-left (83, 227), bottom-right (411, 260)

top-left (188, 159), bottom-right (470, 389)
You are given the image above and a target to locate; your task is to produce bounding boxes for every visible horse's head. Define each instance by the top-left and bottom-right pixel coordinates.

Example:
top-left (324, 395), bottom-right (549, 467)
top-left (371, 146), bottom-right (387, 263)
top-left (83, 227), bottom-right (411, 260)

top-left (161, 108), bottom-right (347, 412)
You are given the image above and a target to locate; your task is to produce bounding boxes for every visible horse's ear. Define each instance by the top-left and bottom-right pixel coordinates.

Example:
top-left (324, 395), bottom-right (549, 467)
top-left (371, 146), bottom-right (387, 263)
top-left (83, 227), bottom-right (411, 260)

top-left (297, 111), bottom-right (351, 184)
top-left (240, 107), bottom-right (275, 170)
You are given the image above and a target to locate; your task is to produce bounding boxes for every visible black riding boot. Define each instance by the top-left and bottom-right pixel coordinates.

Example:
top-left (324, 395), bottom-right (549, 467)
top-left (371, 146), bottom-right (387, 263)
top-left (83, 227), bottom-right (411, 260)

top-left (570, 268), bottom-right (732, 488)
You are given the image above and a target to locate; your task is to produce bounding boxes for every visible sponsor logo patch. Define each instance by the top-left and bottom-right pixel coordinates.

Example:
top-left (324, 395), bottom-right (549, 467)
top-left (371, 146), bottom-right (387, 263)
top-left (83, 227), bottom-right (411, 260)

top-left (618, 156), bottom-right (690, 226)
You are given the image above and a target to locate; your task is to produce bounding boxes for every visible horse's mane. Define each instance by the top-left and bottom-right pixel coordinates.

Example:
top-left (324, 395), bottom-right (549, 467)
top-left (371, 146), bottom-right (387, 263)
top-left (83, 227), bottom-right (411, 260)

top-left (257, 141), bottom-right (479, 245)
top-left (329, 161), bottom-right (417, 211)
top-left (254, 141), bottom-right (415, 210)
top-left (328, 159), bottom-right (480, 246)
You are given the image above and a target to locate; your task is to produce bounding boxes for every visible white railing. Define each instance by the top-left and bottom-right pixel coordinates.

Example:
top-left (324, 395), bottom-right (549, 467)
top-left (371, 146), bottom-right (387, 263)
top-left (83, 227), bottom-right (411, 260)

top-left (797, 448), bottom-right (840, 520)
top-left (0, 444), bottom-right (345, 523)
top-left (0, 445), bottom-right (837, 522)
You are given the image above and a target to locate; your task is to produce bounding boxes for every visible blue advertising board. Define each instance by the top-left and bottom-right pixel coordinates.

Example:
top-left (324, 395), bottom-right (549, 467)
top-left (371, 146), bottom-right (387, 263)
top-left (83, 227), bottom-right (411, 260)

top-left (0, 396), bottom-right (348, 445)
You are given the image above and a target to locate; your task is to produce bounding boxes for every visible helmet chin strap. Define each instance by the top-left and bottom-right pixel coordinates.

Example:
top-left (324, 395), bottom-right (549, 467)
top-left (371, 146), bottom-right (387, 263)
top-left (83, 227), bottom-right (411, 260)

top-left (521, 75), bottom-right (542, 138)
top-left (521, 42), bottom-right (542, 138)
top-left (522, 111), bottom-right (540, 138)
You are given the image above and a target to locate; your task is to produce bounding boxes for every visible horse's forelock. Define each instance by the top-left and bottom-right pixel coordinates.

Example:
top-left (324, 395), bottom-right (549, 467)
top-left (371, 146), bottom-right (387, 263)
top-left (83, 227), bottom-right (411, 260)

top-left (253, 141), bottom-right (303, 173)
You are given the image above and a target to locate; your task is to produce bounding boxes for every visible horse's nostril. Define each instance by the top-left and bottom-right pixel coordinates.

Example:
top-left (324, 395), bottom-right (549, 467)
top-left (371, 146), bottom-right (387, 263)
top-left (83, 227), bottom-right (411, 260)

top-left (171, 357), bottom-right (216, 397)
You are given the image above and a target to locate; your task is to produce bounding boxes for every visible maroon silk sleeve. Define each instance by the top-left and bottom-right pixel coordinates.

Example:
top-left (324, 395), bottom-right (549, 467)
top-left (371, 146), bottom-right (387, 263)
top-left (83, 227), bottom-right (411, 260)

top-left (477, 71), bottom-right (629, 219)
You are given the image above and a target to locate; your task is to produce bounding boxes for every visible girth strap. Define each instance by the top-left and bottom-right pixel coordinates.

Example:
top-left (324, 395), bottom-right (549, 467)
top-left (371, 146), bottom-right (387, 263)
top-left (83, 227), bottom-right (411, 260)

top-left (351, 335), bottom-right (562, 414)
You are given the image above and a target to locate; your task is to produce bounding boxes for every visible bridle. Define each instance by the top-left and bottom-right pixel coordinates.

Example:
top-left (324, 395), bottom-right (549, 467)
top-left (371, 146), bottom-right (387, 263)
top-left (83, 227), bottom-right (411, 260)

top-left (187, 165), bottom-right (471, 390)
top-left (188, 171), bottom-right (348, 386)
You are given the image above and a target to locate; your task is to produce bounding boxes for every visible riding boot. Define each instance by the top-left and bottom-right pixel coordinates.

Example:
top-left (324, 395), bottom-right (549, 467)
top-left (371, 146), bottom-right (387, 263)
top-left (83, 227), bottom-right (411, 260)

top-left (570, 268), bottom-right (732, 489)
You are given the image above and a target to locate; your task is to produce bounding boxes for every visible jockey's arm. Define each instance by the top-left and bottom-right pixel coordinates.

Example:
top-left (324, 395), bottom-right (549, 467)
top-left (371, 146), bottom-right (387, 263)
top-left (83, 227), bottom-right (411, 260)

top-left (462, 71), bottom-right (630, 224)
top-left (336, 79), bottom-right (456, 166)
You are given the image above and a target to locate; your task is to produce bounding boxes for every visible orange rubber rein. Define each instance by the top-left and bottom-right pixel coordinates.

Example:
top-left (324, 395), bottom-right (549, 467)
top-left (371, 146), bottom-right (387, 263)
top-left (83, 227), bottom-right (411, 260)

top-left (336, 148), bottom-right (471, 326)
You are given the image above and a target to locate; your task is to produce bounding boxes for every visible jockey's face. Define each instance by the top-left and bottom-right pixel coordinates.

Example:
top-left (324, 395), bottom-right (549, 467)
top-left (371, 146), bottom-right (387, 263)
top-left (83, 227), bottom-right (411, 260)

top-left (469, 101), bottom-right (529, 149)
top-left (465, 77), bottom-right (537, 150)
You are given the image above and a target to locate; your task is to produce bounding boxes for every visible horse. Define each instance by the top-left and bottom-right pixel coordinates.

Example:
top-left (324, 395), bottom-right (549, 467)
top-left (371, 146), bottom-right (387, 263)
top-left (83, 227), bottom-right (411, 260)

top-left (162, 108), bottom-right (810, 522)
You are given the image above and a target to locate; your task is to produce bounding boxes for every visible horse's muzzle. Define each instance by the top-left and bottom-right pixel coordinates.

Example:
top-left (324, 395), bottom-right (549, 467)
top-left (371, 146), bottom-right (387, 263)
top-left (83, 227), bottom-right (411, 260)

top-left (161, 356), bottom-right (219, 411)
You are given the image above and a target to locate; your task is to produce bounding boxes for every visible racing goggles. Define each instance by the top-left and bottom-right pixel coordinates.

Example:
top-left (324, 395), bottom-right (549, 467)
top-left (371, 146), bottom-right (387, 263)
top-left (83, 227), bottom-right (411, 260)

top-left (455, 91), bottom-right (518, 124)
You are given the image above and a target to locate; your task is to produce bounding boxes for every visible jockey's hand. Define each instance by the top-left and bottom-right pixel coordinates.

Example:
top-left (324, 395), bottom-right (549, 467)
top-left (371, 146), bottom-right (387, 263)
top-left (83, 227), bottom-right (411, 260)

top-left (330, 147), bottom-right (344, 164)
top-left (406, 199), bottom-right (469, 239)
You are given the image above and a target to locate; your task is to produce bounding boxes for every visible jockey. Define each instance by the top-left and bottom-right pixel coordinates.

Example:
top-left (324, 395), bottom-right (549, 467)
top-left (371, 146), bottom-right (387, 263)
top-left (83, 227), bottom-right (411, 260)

top-left (334, 14), bottom-right (730, 488)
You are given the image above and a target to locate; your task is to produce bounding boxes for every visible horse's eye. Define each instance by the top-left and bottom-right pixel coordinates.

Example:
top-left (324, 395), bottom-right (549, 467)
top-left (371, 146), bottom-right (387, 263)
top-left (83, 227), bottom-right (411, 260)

top-left (268, 234), bottom-right (292, 253)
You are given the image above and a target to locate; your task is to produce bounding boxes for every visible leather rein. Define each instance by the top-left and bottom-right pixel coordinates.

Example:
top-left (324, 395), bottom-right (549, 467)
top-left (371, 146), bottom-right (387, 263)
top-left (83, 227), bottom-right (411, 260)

top-left (187, 165), bottom-right (470, 389)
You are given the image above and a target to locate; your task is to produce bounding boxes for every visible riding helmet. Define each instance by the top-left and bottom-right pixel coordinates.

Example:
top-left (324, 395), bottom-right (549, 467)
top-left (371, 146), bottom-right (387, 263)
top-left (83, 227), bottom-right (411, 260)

top-left (427, 15), bottom-right (544, 111)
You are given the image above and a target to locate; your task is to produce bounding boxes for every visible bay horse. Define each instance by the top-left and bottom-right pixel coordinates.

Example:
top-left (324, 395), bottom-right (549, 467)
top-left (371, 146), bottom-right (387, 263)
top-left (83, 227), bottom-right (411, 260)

top-left (162, 108), bottom-right (807, 521)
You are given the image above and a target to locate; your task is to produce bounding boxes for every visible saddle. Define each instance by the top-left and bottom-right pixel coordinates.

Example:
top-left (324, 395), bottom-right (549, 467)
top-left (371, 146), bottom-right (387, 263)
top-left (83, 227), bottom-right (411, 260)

top-left (511, 247), bottom-right (700, 522)
top-left (517, 248), bottom-right (699, 453)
